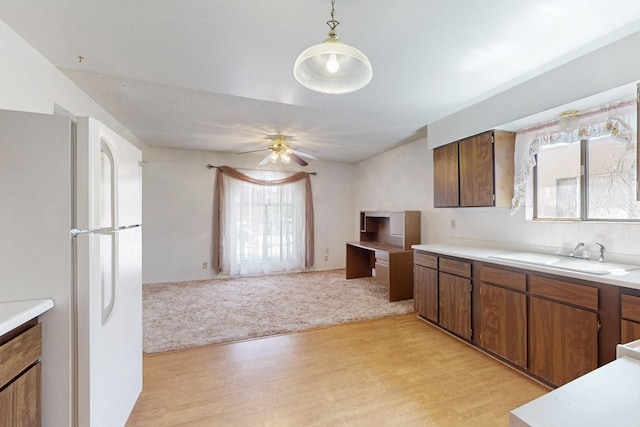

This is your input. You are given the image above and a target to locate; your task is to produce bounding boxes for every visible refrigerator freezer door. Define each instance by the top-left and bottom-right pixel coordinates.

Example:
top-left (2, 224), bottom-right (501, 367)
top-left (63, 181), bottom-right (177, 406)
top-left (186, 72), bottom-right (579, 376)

top-left (75, 117), bottom-right (142, 427)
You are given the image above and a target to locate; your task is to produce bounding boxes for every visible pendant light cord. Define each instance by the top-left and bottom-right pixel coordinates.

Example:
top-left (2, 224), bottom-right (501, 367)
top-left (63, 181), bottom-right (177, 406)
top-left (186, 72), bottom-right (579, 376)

top-left (326, 0), bottom-right (340, 34)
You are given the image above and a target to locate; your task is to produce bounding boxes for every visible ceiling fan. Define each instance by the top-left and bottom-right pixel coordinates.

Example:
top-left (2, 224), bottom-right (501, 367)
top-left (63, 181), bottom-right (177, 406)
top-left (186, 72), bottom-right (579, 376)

top-left (236, 134), bottom-right (320, 167)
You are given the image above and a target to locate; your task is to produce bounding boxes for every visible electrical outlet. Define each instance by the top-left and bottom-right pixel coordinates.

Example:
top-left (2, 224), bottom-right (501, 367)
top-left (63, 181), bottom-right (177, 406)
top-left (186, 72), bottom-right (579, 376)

top-left (450, 219), bottom-right (456, 229)
top-left (202, 262), bottom-right (208, 269)
top-left (324, 255), bottom-right (328, 262)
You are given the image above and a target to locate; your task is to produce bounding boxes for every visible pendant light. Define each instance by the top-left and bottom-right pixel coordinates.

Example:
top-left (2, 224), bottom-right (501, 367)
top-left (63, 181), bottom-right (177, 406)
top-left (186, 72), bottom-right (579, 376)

top-left (293, 0), bottom-right (373, 94)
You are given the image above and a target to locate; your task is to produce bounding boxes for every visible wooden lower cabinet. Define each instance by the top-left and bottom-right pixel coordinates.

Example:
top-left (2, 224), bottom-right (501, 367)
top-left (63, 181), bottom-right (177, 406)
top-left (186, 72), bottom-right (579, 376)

top-left (413, 253), bottom-right (633, 389)
top-left (0, 321), bottom-right (42, 427)
top-left (479, 283), bottom-right (527, 368)
top-left (439, 272), bottom-right (472, 339)
top-left (0, 363), bottom-right (40, 426)
top-left (414, 264), bottom-right (438, 322)
top-left (621, 320), bottom-right (640, 343)
top-left (529, 296), bottom-right (598, 386)
top-left (621, 293), bottom-right (640, 343)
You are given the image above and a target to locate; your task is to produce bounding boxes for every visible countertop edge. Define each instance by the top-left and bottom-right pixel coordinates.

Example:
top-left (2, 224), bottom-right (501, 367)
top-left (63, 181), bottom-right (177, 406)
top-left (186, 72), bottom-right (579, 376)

top-left (0, 299), bottom-right (55, 336)
top-left (411, 244), bottom-right (640, 290)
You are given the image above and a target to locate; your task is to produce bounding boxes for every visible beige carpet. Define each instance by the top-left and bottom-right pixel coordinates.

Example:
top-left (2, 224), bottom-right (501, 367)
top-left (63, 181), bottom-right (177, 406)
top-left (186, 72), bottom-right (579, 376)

top-left (143, 269), bottom-right (415, 353)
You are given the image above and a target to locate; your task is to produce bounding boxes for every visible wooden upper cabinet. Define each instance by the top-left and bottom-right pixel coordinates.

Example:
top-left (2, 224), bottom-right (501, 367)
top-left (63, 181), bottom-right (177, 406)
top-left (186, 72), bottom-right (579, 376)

top-left (433, 142), bottom-right (459, 207)
top-left (459, 132), bottom-right (494, 207)
top-left (434, 130), bottom-right (515, 208)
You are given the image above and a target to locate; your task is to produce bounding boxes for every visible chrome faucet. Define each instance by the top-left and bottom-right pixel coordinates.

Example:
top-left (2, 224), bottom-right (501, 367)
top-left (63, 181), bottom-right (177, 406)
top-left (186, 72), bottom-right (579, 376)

top-left (595, 242), bottom-right (606, 263)
top-left (569, 242), bottom-right (584, 257)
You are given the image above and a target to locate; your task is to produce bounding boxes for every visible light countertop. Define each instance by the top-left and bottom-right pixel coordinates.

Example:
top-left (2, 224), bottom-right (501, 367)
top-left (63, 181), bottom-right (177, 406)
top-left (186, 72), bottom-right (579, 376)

top-left (412, 244), bottom-right (640, 291)
top-left (509, 355), bottom-right (640, 427)
top-left (0, 299), bottom-right (54, 336)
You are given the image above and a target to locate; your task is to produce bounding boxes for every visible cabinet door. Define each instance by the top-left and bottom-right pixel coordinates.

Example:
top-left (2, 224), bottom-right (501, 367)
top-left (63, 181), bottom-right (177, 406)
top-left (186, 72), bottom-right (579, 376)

top-left (15, 363), bottom-right (40, 426)
top-left (439, 272), bottom-right (471, 339)
top-left (529, 296), bottom-right (598, 386)
top-left (480, 283), bottom-right (527, 367)
top-left (389, 212), bottom-right (404, 236)
top-left (459, 132), bottom-right (494, 207)
top-left (433, 143), bottom-right (459, 207)
top-left (414, 265), bottom-right (438, 322)
top-left (0, 381), bottom-right (13, 427)
top-left (621, 320), bottom-right (640, 343)
top-left (0, 363), bottom-right (40, 427)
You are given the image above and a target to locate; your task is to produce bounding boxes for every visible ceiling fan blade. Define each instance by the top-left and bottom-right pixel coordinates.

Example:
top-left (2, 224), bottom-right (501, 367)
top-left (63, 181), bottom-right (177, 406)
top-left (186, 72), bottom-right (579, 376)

top-left (289, 152), bottom-right (308, 167)
top-left (291, 148), bottom-right (320, 160)
top-left (235, 148), bottom-right (270, 155)
top-left (258, 153), bottom-right (272, 165)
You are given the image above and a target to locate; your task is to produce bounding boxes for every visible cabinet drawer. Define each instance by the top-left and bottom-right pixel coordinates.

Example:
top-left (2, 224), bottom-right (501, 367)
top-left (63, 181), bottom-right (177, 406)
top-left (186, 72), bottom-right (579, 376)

top-left (414, 252), bottom-right (437, 269)
top-left (375, 262), bottom-right (390, 286)
top-left (480, 265), bottom-right (526, 292)
top-left (529, 276), bottom-right (598, 310)
top-left (375, 251), bottom-right (389, 262)
top-left (621, 294), bottom-right (640, 323)
top-left (0, 323), bottom-right (42, 387)
top-left (439, 258), bottom-right (471, 278)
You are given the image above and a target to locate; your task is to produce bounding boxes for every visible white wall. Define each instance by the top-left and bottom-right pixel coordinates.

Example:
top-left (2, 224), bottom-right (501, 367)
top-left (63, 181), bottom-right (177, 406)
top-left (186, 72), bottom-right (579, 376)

top-left (428, 29), bottom-right (640, 148)
top-left (0, 19), bottom-right (144, 150)
top-left (353, 139), bottom-right (432, 240)
top-left (142, 147), bottom-right (356, 284)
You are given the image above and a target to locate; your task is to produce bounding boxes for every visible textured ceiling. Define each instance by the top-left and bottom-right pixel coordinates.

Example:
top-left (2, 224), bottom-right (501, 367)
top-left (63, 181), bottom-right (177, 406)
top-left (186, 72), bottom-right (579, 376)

top-left (3, 1), bottom-right (640, 163)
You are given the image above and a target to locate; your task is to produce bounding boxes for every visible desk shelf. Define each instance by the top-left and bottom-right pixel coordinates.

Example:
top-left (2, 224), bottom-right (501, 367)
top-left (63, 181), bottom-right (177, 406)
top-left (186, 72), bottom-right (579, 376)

top-left (348, 210), bottom-right (421, 302)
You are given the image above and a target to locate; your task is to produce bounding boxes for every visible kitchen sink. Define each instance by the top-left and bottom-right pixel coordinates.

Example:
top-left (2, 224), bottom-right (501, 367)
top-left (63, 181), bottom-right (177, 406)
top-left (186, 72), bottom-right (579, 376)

top-left (489, 252), bottom-right (640, 275)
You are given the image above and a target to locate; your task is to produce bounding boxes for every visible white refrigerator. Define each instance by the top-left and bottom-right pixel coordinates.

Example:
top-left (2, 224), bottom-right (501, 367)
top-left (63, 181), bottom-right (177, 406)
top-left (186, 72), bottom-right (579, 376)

top-left (0, 109), bottom-right (143, 427)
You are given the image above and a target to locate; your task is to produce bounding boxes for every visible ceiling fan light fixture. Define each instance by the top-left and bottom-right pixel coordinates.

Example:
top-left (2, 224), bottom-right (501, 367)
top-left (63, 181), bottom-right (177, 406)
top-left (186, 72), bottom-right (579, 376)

top-left (293, 0), bottom-right (372, 95)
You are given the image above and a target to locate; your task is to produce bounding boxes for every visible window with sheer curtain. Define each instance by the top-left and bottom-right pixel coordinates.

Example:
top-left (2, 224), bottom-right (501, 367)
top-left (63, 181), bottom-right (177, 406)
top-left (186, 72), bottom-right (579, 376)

top-left (511, 97), bottom-right (639, 221)
top-left (212, 166), bottom-right (314, 276)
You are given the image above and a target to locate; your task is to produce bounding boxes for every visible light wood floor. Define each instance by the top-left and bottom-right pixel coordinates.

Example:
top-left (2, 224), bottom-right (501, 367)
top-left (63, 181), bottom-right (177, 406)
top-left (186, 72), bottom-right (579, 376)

top-left (126, 314), bottom-right (548, 426)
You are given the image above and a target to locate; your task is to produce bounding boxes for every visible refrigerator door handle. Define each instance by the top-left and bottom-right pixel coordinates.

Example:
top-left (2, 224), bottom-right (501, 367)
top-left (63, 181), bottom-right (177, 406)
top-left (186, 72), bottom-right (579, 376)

top-left (70, 223), bottom-right (141, 237)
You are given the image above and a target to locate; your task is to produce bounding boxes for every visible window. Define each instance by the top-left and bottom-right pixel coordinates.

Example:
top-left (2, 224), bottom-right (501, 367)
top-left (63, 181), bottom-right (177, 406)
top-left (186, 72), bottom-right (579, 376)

top-left (533, 104), bottom-right (640, 221)
top-left (535, 141), bottom-right (581, 219)
top-left (587, 135), bottom-right (640, 219)
top-left (218, 169), bottom-right (309, 275)
top-left (235, 179), bottom-right (300, 266)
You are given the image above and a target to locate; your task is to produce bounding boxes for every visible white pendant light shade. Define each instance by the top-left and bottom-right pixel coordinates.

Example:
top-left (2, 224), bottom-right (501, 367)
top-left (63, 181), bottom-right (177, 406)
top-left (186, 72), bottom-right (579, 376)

top-left (293, 0), bottom-right (372, 95)
top-left (294, 38), bottom-right (373, 94)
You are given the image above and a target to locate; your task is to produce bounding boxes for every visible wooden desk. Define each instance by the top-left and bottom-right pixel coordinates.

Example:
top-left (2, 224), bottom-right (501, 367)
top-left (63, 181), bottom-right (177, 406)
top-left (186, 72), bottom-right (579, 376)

top-left (346, 241), bottom-right (414, 302)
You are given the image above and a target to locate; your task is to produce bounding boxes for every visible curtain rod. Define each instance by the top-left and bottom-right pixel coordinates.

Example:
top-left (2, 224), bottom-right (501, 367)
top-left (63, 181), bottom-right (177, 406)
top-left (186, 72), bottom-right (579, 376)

top-left (206, 164), bottom-right (317, 176)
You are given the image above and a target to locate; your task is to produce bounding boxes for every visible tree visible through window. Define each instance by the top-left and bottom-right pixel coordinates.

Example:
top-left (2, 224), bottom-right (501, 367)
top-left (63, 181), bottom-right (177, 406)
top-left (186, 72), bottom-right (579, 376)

top-left (533, 113), bottom-right (640, 221)
top-left (587, 135), bottom-right (640, 219)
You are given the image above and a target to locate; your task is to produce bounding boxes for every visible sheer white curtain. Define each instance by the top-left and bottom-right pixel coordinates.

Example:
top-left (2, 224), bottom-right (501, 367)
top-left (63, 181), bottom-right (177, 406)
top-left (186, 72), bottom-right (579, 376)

top-left (220, 170), bottom-right (307, 275)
